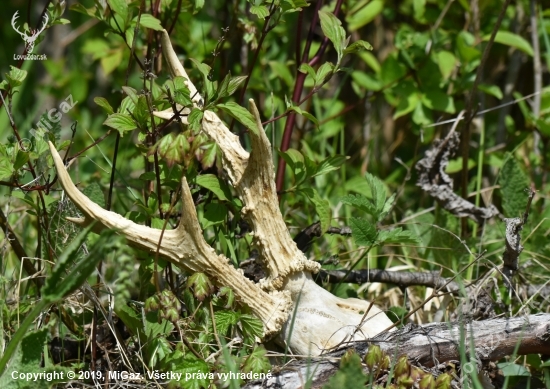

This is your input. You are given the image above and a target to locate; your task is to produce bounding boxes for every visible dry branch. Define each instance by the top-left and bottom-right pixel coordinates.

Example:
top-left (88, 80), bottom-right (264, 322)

top-left (243, 313), bottom-right (550, 389)
top-left (416, 130), bottom-right (499, 223)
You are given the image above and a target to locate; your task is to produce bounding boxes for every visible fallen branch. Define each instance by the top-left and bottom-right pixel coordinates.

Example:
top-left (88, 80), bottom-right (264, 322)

top-left (243, 313), bottom-right (550, 388)
top-left (416, 130), bottom-right (499, 224)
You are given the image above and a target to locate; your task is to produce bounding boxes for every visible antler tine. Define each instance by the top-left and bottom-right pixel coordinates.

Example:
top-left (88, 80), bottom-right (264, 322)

top-left (11, 11), bottom-right (25, 37)
top-left (48, 142), bottom-right (292, 337)
top-left (36, 13), bottom-right (49, 35)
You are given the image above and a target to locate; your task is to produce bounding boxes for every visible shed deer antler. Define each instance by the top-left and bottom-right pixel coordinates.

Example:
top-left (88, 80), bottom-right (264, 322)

top-left (48, 29), bottom-right (393, 356)
top-left (11, 11), bottom-right (49, 54)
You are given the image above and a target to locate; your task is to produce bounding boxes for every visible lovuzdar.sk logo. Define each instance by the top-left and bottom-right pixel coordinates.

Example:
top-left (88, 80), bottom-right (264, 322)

top-left (11, 11), bottom-right (49, 60)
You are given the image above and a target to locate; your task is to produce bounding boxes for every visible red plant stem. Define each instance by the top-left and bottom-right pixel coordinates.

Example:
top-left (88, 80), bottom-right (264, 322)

top-left (275, 0), bottom-right (344, 194)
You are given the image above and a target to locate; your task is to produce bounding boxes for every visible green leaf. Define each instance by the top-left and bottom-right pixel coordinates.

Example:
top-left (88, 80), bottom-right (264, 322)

top-left (288, 105), bottom-right (319, 126)
top-left (188, 107), bottom-right (204, 132)
top-left (324, 351), bottom-right (367, 389)
top-left (187, 272), bottom-right (214, 301)
top-left (421, 90), bottom-right (456, 114)
top-left (216, 102), bottom-right (260, 134)
top-left (214, 310), bottom-right (240, 334)
top-left (0, 328), bottom-right (68, 388)
top-left (201, 203), bottom-right (228, 229)
top-left (302, 187), bottom-right (331, 233)
top-left (94, 97), bottom-right (115, 114)
top-left (299, 63), bottom-right (317, 82)
top-left (341, 193), bottom-right (377, 215)
top-left (343, 40), bottom-right (373, 55)
top-left (436, 51), bottom-right (457, 80)
top-left (136, 14), bottom-right (163, 31)
top-left (315, 62), bottom-right (335, 86)
top-left (497, 362), bottom-right (531, 377)
top-left (250, 5), bottom-right (269, 19)
top-left (82, 182), bottom-right (106, 208)
top-left (380, 54), bottom-right (407, 86)
top-left (226, 75), bottom-right (247, 97)
top-left (314, 155), bottom-right (348, 177)
top-left (133, 95), bottom-right (149, 126)
top-left (484, 31), bottom-right (534, 57)
top-left (5, 66), bottom-right (28, 88)
top-left (103, 113), bottom-right (137, 136)
top-left (240, 314), bottom-right (264, 339)
top-left (172, 76), bottom-right (192, 106)
top-left (349, 217), bottom-right (377, 246)
top-left (377, 227), bottom-right (421, 245)
top-left (243, 346), bottom-right (271, 374)
top-left (107, 0), bottom-right (129, 22)
top-left (499, 155), bottom-right (530, 217)
top-left (278, 148), bottom-right (307, 184)
top-left (478, 84), bottom-right (503, 99)
top-left (318, 10), bottom-right (347, 61)
top-left (157, 133), bottom-right (190, 167)
top-left (346, 0), bottom-right (384, 31)
top-left (13, 150), bottom-right (29, 171)
top-left (196, 174), bottom-right (232, 201)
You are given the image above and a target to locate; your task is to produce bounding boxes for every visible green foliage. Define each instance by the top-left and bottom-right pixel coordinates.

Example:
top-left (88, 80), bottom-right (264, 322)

top-left (1, 0), bottom-right (550, 387)
top-left (499, 155), bottom-right (530, 217)
top-left (0, 328), bottom-right (68, 388)
top-left (323, 351), bottom-right (367, 389)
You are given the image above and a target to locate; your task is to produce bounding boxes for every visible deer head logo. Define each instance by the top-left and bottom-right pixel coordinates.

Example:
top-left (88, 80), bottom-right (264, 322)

top-left (11, 11), bottom-right (49, 54)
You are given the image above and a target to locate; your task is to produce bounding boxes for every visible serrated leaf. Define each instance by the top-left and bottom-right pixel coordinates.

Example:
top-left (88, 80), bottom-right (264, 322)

top-left (196, 174), bottom-right (231, 201)
top-left (187, 272), bottom-right (214, 301)
top-left (157, 133), bottom-right (190, 167)
top-left (219, 286), bottom-right (235, 309)
top-left (377, 227), bottom-right (420, 245)
top-left (5, 66), bottom-right (27, 87)
top-left (214, 310), bottom-right (240, 334)
top-left (82, 182), bottom-right (105, 208)
top-left (94, 97), bottom-right (114, 114)
top-left (318, 10), bottom-right (346, 61)
top-left (365, 172), bottom-right (387, 215)
top-left (341, 193), bottom-right (377, 215)
top-left (103, 113), bottom-right (137, 136)
top-left (216, 102), bottom-right (260, 134)
top-left (314, 154), bottom-right (348, 177)
top-left (243, 346), bottom-right (271, 374)
top-left (240, 314), bottom-right (264, 339)
top-left (499, 155), bottom-right (530, 217)
top-left (349, 217), bottom-right (377, 246)
top-left (302, 187), bottom-right (331, 233)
